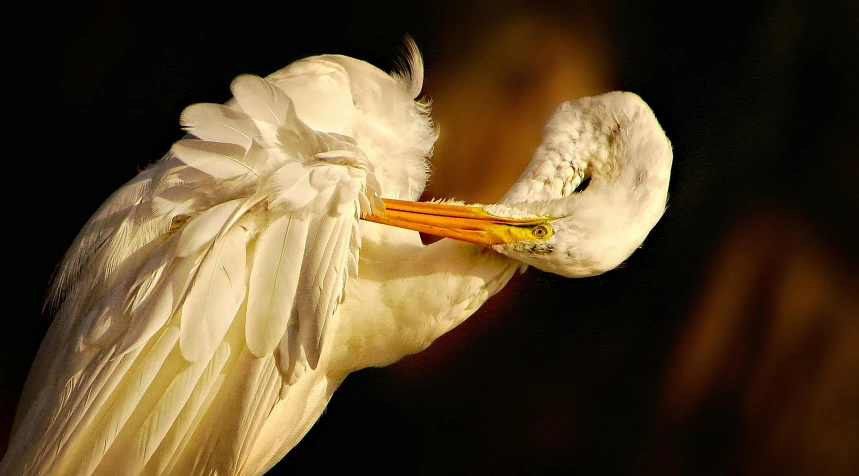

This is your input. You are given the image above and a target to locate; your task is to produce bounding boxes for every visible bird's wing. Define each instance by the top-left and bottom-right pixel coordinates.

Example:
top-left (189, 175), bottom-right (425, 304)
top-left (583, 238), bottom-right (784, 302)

top-left (3, 74), bottom-right (379, 475)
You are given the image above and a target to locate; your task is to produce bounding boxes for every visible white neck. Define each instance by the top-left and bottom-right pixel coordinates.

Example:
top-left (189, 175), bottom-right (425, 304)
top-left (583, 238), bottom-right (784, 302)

top-left (329, 229), bottom-right (520, 374)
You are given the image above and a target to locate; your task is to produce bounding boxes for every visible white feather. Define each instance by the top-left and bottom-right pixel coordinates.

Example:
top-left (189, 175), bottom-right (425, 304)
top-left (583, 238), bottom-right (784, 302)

top-left (49, 171), bottom-right (154, 306)
top-left (216, 353), bottom-right (280, 473)
top-left (296, 214), bottom-right (339, 368)
top-left (263, 58), bottom-right (355, 135)
top-left (233, 358), bottom-right (281, 468)
top-left (230, 74), bottom-right (293, 127)
top-left (143, 341), bottom-right (231, 475)
top-left (4, 43), bottom-right (447, 476)
top-left (246, 214), bottom-right (308, 357)
top-left (179, 226), bottom-right (247, 362)
top-left (180, 103), bottom-right (259, 150)
top-left (317, 219), bottom-right (353, 343)
top-left (125, 252), bottom-right (169, 313)
top-left (117, 251), bottom-right (202, 355)
top-left (230, 74), bottom-right (301, 151)
top-left (121, 347), bottom-right (219, 473)
top-left (67, 327), bottom-right (179, 476)
top-left (176, 199), bottom-right (243, 257)
top-left (392, 35), bottom-right (425, 99)
top-left (275, 313), bottom-right (301, 386)
top-left (171, 139), bottom-right (260, 179)
top-left (266, 162), bottom-right (315, 211)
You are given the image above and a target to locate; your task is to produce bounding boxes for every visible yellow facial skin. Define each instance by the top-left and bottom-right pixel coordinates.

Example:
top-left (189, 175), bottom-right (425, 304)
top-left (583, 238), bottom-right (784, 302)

top-left (363, 198), bottom-right (554, 246)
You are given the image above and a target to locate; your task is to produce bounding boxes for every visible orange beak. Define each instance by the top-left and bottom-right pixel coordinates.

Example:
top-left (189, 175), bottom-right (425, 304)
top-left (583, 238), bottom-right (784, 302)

top-left (362, 198), bottom-right (553, 246)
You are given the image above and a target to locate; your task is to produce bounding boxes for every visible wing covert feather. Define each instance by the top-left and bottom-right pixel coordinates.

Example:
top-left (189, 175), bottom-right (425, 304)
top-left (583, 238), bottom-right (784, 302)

top-left (5, 59), bottom-right (392, 476)
top-left (179, 225), bottom-right (248, 363)
top-left (246, 214), bottom-right (308, 357)
top-left (180, 103), bottom-right (258, 149)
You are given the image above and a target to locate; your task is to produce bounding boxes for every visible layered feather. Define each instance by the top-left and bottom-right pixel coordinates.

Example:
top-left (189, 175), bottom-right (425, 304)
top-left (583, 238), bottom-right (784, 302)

top-left (245, 214), bottom-right (307, 357)
top-left (180, 103), bottom-right (258, 149)
top-left (179, 225), bottom-right (248, 363)
top-left (3, 42), bottom-right (435, 476)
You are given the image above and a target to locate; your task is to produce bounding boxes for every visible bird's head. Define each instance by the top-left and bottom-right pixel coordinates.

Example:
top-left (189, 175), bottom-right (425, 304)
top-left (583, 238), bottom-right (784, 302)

top-left (365, 92), bottom-right (672, 278)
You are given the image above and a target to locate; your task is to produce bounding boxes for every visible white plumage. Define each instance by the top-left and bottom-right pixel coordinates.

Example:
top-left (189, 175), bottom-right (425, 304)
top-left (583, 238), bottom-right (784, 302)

top-left (2, 40), bottom-right (671, 475)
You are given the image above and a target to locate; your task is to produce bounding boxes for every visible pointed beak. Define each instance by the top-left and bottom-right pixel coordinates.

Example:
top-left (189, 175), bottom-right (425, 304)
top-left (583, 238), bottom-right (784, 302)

top-left (362, 198), bottom-right (553, 246)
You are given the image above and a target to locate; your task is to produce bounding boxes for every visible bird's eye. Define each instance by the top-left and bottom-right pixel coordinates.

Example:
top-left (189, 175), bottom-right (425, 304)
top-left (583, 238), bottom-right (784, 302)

top-left (532, 225), bottom-right (550, 239)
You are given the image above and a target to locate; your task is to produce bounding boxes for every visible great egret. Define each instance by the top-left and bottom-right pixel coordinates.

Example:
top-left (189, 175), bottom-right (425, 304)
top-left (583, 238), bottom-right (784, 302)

top-left (1, 41), bottom-right (671, 475)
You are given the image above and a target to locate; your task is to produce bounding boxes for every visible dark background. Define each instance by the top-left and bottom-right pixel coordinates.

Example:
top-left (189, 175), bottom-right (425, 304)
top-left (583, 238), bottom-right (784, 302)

top-left (4, 1), bottom-right (859, 474)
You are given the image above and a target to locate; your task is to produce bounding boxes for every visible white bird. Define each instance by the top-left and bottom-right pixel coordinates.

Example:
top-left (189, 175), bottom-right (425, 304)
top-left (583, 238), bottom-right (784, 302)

top-left (1, 41), bottom-right (671, 475)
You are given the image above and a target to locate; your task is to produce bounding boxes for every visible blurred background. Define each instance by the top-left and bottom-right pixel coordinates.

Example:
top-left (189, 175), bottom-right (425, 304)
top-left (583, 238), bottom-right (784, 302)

top-left (5, 0), bottom-right (859, 474)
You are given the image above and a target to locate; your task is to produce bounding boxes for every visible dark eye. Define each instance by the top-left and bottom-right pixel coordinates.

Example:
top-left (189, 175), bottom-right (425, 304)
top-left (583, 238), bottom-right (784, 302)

top-left (532, 225), bottom-right (550, 238)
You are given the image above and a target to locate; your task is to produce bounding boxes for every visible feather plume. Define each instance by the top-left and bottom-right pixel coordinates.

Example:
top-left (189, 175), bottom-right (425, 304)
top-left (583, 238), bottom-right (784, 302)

top-left (392, 35), bottom-right (425, 99)
top-left (48, 171), bottom-right (154, 309)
